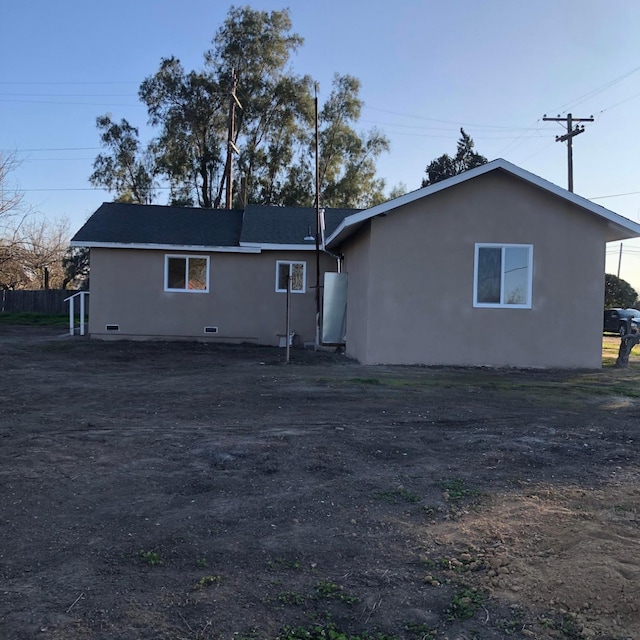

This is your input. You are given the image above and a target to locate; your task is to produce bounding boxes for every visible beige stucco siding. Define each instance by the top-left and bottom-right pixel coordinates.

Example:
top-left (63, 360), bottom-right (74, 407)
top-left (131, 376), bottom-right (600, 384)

top-left (89, 248), bottom-right (334, 345)
top-left (341, 223), bottom-right (372, 360)
top-left (342, 171), bottom-right (607, 368)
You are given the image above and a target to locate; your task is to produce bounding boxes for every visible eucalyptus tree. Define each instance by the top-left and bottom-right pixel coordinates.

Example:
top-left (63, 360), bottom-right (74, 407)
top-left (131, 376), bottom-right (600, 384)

top-left (90, 115), bottom-right (156, 204)
top-left (91, 6), bottom-right (390, 209)
top-left (317, 74), bottom-right (389, 208)
top-left (205, 6), bottom-right (314, 207)
top-left (139, 58), bottom-right (224, 208)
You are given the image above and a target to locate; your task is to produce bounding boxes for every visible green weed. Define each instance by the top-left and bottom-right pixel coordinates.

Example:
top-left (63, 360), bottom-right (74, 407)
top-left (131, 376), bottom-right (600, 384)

top-left (277, 591), bottom-right (306, 606)
top-left (139, 550), bottom-right (161, 567)
top-left (404, 622), bottom-right (436, 638)
top-left (277, 620), bottom-right (397, 640)
top-left (445, 586), bottom-right (484, 620)
top-left (268, 558), bottom-right (302, 571)
top-left (438, 477), bottom-right (479, 501)
top-left (195, 575), bottom-right (221, 589)
top-left (376, 487), bottom-right (421, 504)
top-left (314, 580), bottom-right (360, 604)
top-left (539, 613), bottom-right (583, 639)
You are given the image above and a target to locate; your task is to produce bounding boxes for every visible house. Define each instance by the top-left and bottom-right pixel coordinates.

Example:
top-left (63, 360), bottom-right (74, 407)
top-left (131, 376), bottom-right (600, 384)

top-left (325, 159), bottom-right (640, 368)
top-left (70, 202), bottom-right (357, 346)
top-left (71, 159), bottom-right (640, 368)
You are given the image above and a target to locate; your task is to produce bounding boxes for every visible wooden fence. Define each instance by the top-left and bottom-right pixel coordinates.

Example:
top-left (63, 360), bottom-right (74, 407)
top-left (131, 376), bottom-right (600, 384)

top-left (0, 290), bottom-right (88, 315)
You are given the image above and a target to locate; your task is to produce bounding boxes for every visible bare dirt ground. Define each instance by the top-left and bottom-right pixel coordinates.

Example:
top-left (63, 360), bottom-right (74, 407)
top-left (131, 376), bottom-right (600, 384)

top-left (1, 327), bottom-right (639, 640)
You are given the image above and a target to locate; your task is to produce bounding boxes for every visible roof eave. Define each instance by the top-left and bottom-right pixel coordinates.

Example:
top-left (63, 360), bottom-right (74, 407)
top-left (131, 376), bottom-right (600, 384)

top-left (325, 158), bottom-right (640, 247)
top-left (239, 242), bottom-right (318, 251)
top-left (69, 241), bottom-right (261, 253)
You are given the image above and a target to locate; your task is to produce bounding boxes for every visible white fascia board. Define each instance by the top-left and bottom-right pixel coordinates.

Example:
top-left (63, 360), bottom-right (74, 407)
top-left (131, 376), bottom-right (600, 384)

top-left (69, 241), bottom-right (261, 253)
top-left (239, 242), bottom-right (317, 251)
top-left (325, 158), bottom-right (640, 247)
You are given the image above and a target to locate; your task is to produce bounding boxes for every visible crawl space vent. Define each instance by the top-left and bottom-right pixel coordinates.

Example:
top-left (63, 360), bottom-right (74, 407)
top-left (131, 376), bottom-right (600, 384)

top-left (105, 324), bottom-right (120, 331)
top-left (204, 326), bottom-right (219, 334)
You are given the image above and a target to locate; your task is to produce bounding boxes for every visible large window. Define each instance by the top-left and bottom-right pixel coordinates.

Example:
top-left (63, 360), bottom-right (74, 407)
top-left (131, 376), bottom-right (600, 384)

top-left (165, 255), bottom-right (209, 292)
top-left (276, 261), bottom-right (306, 293)
top-left (474, 244), bottom-right (532, 308)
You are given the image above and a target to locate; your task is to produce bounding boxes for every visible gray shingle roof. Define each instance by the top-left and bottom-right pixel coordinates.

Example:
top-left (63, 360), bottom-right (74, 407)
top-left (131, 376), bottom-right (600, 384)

top-left (71, 203), bottom-right (244, 247)
top-left (240, 204), bottom-right (360, 245)
top-left (71, 202), bottom-right (360, 248)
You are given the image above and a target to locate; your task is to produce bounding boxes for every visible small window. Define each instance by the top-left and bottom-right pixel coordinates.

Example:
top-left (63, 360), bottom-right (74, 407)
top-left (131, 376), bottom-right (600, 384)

top-left (474, 244), bottom-right (532, 308)
top-left (165, 255), bottom-right (209, 292)
top-left (276, 261), bottom-right (306, 293)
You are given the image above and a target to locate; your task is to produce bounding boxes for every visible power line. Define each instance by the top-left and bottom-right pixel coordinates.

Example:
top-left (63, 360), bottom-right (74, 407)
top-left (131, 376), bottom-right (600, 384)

top-left (18, 186), bottom-right (173, 193)
top-left (363, 106), bottom-right (533, 131)
top-left (590, 190), bottom-right (640, 200)
top-left (0, 92), bottom-right (138, 97)
top-left (551, 65), bottom-right (640, 113)
top-left (0, 81), bottom-right (140, 85)
top-left (0, 98), bottom-right (144, 107)
top-left (1, 147), bottom-right (101, 152)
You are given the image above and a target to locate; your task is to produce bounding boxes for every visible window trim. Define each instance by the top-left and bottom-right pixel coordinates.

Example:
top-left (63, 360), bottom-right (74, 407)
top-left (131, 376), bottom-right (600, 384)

top-left (275, 260), bottom-right (306, 293)
top-left (473, 243), bottom-right (533, 309)
top-left (164, 254), bottom-right (210, 293)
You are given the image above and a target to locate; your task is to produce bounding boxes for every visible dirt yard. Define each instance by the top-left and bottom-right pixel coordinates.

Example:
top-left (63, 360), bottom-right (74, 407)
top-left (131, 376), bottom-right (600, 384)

top-left (1, 327), bottom-right (639, 640)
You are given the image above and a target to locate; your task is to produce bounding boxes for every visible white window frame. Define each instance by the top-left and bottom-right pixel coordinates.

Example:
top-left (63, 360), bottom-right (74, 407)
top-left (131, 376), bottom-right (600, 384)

top-left (473, 243), bottom-right (533, 309)
top-left (275, 260), bottom-right (306, 293)
top-left (164, 254), bottom-right (210, 293)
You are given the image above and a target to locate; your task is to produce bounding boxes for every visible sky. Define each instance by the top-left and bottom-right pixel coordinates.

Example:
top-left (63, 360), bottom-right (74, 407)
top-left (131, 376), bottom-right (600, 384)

top-left (2, 0), bottom-right (640, 290)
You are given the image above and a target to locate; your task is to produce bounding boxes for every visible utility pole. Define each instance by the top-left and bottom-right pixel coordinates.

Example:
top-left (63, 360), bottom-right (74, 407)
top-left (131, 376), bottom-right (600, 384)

top-left (542, 112), bottom-right (594, 192)
top-left (225, 69), bottom-right (242, 209)
top-left (214, 69), bottom-right (242, 209)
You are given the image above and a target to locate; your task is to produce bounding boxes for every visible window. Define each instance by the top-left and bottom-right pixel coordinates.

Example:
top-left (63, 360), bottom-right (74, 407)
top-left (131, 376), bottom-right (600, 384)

top-left (276, 261), bottom-right (306, 293)
top-left (165, 255), bottom-right (209, 292)
top-left (474, 244), bottom-right (532, 308)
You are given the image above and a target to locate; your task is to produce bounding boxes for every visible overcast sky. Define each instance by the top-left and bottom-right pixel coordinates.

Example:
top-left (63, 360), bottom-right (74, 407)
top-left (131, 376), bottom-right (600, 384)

top-left (2, 0), bottom-right (640, 289)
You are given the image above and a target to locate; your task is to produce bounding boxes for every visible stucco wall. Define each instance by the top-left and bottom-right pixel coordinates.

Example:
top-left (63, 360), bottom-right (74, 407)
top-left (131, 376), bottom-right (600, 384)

top-left (341, 222), bottom-right (372, 360)
top-left (89, 248), bottom-right (334, 345)
top-left (342, 171), bottom-right (607, 368)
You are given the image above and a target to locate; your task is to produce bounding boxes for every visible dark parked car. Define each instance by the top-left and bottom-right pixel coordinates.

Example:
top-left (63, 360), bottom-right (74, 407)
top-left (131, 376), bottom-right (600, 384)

top-left (603, 308), bottom-right (640, 335)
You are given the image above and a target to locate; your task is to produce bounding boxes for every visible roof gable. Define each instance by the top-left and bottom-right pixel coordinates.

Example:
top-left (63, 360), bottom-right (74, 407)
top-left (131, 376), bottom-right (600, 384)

top-left (326, 159), bottom-right (640, 246)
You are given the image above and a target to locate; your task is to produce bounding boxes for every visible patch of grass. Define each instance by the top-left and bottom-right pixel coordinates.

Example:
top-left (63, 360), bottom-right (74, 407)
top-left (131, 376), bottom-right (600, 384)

top-left (348, 377), bottom-right (381, 385)
top-left (139, 550), bottom-right (161, 567)
top-left (445, 586), bottom-right (484, 620)
top-left (194, 575), bottom-right (221, 589)
top-left (276, 591), bottom-right (306, 606)
top-left (438, 477), bottom-right (479, 501)
top-left (196, 557), bottom-right (209, 568)
top-left (0, 312), bottom-right (71, 327)
top-left (376, 487), bottom-right (421, 504)
top-left (277, 621), bottom-right (397, 640)
top-left (404, 622), bottom-right (436, 639)
top-left (539, 614), bottom-right (583, 639)
top-left (313, 580), bottom-right (360, 604)
top-left (497, 615), bottom-right (524, 635)
top-left (268, 557), bottom-right (302, 571)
